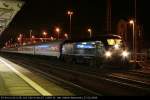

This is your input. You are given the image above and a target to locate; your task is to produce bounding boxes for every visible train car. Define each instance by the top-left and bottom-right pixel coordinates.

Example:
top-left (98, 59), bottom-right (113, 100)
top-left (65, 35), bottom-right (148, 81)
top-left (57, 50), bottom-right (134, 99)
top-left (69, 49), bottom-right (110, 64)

top-left (1, 40), bottom-right (64, 58)
top-left (34, 41), bottom-right (63, 58)
top-left (18, 45), bottom-right (35, 54)
top-left (61, 34), bottom-right (130, 67)
top-left (1, 34), bottom-right (130, 67)
top-left (1, 47), bottom-right (18, 53)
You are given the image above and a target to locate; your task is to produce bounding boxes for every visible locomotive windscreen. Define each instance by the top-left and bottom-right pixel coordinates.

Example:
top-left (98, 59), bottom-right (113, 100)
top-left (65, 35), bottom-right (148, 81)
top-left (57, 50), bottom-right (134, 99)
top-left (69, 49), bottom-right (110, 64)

top-left (107, 39), bottom-right (122, 46)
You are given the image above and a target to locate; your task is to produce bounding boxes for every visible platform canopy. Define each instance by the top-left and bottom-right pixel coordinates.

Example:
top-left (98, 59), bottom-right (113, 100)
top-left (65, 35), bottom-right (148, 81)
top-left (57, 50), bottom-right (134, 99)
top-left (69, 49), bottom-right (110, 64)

top-left (0, 0), bottom-right (24, 35)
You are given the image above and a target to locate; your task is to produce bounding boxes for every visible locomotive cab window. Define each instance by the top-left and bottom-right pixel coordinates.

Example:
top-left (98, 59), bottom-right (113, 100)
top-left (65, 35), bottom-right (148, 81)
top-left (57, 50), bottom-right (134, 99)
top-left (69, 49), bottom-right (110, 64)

top-left (107, 38), bottom-right (125, 50)
top-left (107, 39), bottom-right (122, 46)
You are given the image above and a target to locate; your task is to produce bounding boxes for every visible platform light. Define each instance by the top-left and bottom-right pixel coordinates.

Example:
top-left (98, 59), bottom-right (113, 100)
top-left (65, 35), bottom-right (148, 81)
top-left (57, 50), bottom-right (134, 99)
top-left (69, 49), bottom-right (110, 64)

top-left (64, 33), bottom-right (68, 39)
top-left (32, 36), bottom-right (35, 39)
top-left (67, 11), bottom-right (74, 35)
top-left (56, 27), bottom-right (60, 39)
top-left (43, 32), bottom-right (48, 37)
top-left (129, 20), bottom-right (134, 24)
top-left (51, 36), bottom-right (54, 40)
top-left (88, 28), bottom-right (92, 38)
top-left (56, 28), bottom-right (60, 33)
top-left (17, 37), bottom-right (20, 41)
top-left (68, 11), bottom-right (74, 15)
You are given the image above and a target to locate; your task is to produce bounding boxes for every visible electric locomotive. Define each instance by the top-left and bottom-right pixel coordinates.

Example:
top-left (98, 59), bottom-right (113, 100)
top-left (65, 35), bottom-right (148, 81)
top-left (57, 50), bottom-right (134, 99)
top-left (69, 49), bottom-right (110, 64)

top-left (61, 34), bottom-right (130, 67)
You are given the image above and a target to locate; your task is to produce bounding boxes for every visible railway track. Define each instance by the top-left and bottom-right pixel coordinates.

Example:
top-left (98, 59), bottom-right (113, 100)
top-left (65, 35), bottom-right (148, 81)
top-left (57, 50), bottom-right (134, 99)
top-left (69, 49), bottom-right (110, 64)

top-left (125, 70), bottom-right (150, 79)
top-left (0, 54), bottom-right (100, 96)
top-left (1, 53), bottom-right (150, 96)
top-left (108, 73), bottom-right (150, 88)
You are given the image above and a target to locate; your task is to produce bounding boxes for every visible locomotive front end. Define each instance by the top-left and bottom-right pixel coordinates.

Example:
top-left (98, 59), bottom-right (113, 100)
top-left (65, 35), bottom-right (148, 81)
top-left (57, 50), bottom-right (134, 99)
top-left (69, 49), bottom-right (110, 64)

top-left (103, 36), bottom-right (131, 66)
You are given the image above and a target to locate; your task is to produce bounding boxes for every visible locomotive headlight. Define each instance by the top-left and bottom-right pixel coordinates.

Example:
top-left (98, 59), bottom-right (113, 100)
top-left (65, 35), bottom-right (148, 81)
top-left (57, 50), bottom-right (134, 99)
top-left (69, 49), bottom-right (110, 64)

top-left (122, 51), bottom-right (129, 58)
top-left (105, 51), bottom-right (112, 58)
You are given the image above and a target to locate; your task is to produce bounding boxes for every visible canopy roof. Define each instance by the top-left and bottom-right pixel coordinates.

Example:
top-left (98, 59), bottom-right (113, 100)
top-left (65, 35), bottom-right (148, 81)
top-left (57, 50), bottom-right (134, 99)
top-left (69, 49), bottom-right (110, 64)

top-left (0, 0), bottom-right (24, 35)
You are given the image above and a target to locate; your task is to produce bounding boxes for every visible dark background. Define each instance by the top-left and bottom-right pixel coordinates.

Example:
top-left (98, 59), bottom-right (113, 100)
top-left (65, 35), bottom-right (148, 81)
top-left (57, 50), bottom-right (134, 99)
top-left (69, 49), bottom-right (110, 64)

top-left (0, 0), bottom-right (149, 48)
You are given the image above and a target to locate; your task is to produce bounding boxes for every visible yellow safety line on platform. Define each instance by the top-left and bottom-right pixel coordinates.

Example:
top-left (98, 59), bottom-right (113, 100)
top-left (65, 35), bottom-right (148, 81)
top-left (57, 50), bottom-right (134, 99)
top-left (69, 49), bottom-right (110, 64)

top-left (0, 57), bottom-right (52, 96)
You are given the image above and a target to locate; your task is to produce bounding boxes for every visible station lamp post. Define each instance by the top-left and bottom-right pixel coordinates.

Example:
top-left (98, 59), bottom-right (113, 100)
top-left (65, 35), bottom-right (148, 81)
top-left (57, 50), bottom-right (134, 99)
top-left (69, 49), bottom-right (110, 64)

top-left (30, 30), bottom-right (32, 42)
top-left (88, 28), bottom-right (92, 38)
top-left (17, 37), bottom-right (21, 43)
top-left (129, 20), bottom-right (136, 64)
top-left (18, 34), bottom-right (23, 45)
top-left (64, 33), bottom-right (68, 39)
top-left (51, 36), bottom-right (54, 41)
top-left (43, 32), bottom-right (48, 42)
top-left (31, 35), bottom-right (35, 43)
top-left (67, 11), bottom-right (74, 34)
top-left (56, 28), bottom-right (60, 40)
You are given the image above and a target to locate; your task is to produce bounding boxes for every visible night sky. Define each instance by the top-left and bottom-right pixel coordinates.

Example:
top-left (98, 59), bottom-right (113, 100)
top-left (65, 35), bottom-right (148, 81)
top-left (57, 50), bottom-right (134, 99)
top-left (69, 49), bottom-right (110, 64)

top-left (0, 0), bottom-right (150, 48)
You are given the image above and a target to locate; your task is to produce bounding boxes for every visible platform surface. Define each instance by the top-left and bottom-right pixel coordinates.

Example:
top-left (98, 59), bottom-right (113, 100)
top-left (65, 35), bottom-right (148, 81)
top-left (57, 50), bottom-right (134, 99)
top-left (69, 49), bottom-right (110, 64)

top-left (0, 56), bottom-right (74, 96)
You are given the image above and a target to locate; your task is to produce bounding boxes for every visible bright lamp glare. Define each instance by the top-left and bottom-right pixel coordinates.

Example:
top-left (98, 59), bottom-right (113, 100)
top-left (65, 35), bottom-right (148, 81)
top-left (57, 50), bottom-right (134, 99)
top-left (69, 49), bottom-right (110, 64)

top-left (129, 20), bottom-right (134, 24)
top-left (122, 51), bottom-right (129, 58)
top-left (105, 51), bottom-right (112, 58)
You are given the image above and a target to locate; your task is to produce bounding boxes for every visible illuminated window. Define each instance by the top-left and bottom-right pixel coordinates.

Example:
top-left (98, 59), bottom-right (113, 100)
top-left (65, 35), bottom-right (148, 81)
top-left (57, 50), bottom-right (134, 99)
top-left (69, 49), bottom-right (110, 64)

top-left (116, 39), bottom-right (122, 45)
top-left (107, 39), bottom-right (122, 46)
top-left (76, 42), bottom-right (95, 49)
top-left (77, 44), bottom-right (95, 49)
top-left (107, 39), bottom-right (115, 45)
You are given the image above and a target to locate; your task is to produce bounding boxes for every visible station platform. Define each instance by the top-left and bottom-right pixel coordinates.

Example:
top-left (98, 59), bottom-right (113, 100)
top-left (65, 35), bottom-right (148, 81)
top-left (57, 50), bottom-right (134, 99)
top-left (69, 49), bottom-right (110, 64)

top-left (0, 56), bottom-right (74, 96)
